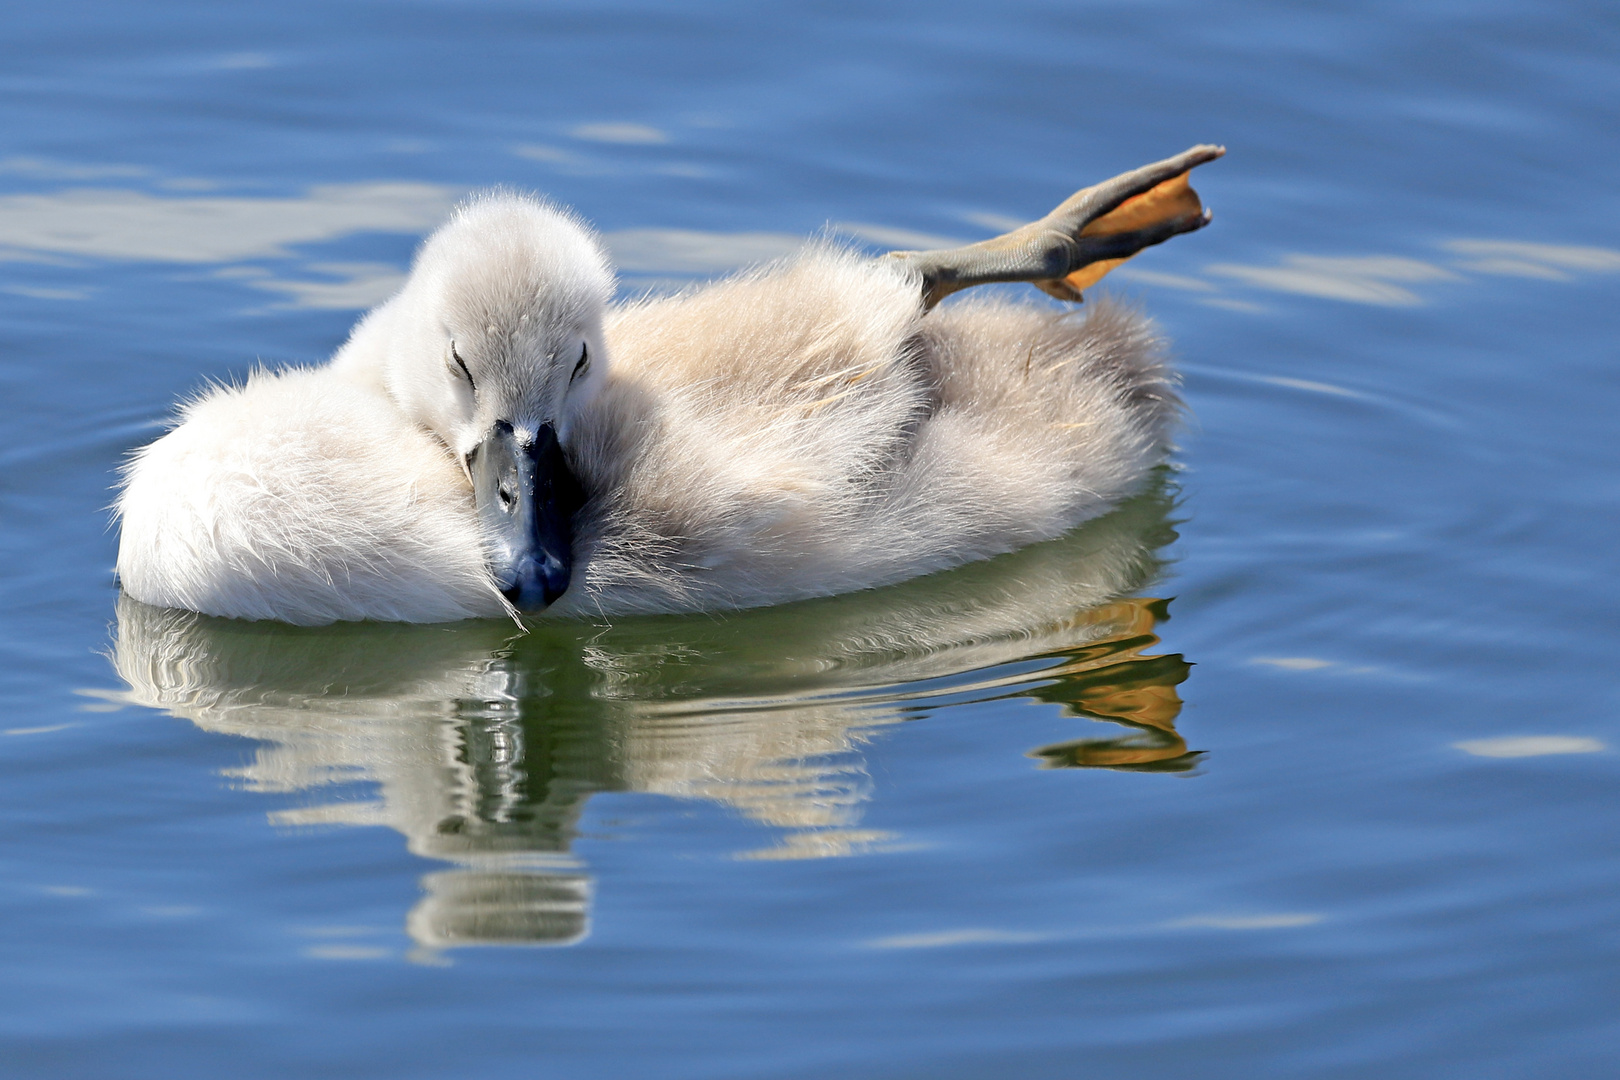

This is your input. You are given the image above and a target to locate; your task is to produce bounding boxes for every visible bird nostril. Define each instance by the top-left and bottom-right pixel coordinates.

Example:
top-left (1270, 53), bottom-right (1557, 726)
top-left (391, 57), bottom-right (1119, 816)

top-left (498, 485), bottom-right (513, 509)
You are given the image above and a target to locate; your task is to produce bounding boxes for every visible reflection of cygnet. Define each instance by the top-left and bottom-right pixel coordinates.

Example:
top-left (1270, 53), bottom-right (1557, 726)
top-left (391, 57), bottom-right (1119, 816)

top-left (112, 487), bottom-right (1181, 947)
top-left (115, 149), bottom-right (1219, 625)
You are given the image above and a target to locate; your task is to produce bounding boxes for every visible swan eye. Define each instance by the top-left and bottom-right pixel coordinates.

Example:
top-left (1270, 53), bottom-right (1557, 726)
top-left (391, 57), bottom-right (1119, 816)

top-left (449, 343), bottom-right (477, 393)
top-left (570, 343), bottom-right (590, 383)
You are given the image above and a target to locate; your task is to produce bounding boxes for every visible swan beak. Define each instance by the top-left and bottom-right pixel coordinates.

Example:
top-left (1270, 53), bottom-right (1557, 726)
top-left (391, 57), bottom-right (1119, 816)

top-left (468, 421), bottom-right (584, 611)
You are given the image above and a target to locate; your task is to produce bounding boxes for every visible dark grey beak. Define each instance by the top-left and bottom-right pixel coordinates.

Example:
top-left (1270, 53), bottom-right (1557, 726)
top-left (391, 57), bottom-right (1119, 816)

top-left (469, 421), bottom-right (584, 611)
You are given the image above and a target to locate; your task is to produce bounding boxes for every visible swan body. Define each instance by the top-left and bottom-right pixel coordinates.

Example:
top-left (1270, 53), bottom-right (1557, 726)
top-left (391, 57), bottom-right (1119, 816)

top-left (117, 149), bottom-right (1220, 624)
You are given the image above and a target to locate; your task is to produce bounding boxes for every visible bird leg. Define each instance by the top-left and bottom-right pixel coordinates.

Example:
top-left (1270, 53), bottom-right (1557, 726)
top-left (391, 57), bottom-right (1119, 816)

top-left (887, 144), bottom-right (1225, 309)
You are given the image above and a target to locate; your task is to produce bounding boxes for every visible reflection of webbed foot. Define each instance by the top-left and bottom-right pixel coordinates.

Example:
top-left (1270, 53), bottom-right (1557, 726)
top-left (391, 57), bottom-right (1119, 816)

top-left (1023, 597), bottom-right (1199, 771)
top-left (1029, 731), bottom-right (1202, 773)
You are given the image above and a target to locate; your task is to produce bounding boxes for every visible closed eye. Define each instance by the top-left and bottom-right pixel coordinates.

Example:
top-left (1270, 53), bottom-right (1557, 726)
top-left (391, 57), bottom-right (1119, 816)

top-left (450, 343), bottom-right (476, 393)
top-left (571, 343), bottom-right (590, 382)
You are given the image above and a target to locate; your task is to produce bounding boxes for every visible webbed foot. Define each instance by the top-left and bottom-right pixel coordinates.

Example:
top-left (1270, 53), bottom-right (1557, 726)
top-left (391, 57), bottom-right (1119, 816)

top-left (890, 144), bottom-right (1224, 309)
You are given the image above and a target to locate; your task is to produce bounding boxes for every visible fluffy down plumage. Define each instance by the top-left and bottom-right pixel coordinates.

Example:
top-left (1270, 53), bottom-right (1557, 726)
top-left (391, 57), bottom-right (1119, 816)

top-left (116, 198), bottom-right (1180, 624)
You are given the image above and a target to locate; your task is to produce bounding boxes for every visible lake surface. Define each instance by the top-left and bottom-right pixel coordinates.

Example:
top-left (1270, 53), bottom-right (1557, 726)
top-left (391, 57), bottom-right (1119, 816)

top-left (2, 2), bottom-right (1618, 1077)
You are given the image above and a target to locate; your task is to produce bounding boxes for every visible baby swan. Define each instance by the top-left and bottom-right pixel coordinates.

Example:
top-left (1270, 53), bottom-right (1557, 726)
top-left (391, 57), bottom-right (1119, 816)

top-left (116, 146), bottom-right (1223, 625)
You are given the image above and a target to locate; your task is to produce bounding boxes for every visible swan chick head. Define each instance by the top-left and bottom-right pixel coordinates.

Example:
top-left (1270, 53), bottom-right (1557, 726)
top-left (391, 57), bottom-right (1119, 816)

top-left (386, 191), bottom-right (613, 457)
top-left (386, 192), bottom-right (614, 612)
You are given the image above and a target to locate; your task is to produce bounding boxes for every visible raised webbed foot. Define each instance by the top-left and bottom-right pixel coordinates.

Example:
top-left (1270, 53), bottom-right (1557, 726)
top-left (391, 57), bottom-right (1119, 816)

top-left (890, 144), bottom-right (1225, 309)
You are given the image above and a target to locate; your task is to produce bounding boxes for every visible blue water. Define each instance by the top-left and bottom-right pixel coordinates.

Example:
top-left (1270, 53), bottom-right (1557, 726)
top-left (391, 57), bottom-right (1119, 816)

top-left (3, 2), bottom-right (1618, 1076)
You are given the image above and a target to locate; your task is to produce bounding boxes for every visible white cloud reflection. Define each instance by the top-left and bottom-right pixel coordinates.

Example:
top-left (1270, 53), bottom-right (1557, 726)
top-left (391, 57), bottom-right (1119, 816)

top-left (211, 52), bottom-right (277, 71)
top-left (831, 223), bottom-right (968, 251)
top-left (1207, 255), bottom-right (1459, 306)
top-left (0, 163), bottom-right (1614, 313)
top-left (2, 284), bottom-right (88, 301)
top-left (1252, 657), bottom-right (1334, 670)
top-left (0, 157), bottom-right (150, 181)
top-left (1113, 267), bottom-right (1219, 293)
top-left (603, 228), bottom-right (803, 274)
top-left (511, 143), bottom-right (594, 170)
top-left (1166, 913), bottom-right (1323, 930)
top-left (867, 928), bottom-right (1046, 949)
top-left (1443, 239), bottom-right (1620, 278)
top-left (1253, 376), bottom-right (1368, 399)
top-left (301, 945), bottom-right (392, 961)
top-left (0, 183), bottom-right (455, 263)
top-left (957, 210), bottom-right (1026, 233)
top-left (570, 122), bottom-right (669, 145)
top-left (1193, 241), bottom-right (1619, 309)
top-left (1454, 736), bottom-right (1604, 758)
top-left (1251, 655), bottom-right (1382, 676)
top-left (239, 262), bottom-right (409, 310)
